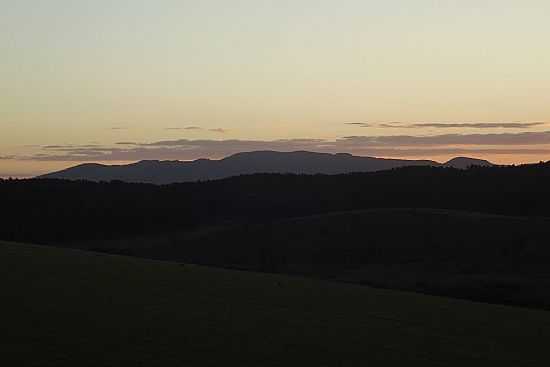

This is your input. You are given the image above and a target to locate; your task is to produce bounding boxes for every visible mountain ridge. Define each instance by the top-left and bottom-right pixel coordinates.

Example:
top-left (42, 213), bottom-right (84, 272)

top-left (39, 151), bottom-right (493, 184)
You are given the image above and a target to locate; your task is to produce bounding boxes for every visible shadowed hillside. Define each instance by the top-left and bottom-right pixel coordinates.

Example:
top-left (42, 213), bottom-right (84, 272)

top-left (2, 162), bottom-right (550, 309)
top-left (80, 209), bottom-right (550, 310)
top-left (2, 241), bottom-right (550, 366)
top-left (2, 162), bottom-right (547, 246)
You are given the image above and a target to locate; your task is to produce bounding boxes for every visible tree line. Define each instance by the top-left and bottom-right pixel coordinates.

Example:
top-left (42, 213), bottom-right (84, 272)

top-left (1, 162), bottom-right (550, 245)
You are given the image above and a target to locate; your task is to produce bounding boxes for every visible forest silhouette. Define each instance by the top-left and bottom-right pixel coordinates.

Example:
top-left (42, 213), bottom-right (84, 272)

top-left (3, 161), bottom-right (550, 309)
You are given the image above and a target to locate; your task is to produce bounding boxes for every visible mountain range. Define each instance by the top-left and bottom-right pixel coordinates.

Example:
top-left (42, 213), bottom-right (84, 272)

top-left (40, 151), bottom-right (493, 184)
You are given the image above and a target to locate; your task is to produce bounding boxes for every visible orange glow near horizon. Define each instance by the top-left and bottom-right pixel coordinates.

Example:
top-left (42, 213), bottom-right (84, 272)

top-left (2, 1), bottom-right (550, 176)
top-left (2, 152), bottom-right (548, 179)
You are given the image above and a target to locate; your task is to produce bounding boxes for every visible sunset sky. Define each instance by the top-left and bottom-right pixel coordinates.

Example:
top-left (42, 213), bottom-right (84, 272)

top-left (2, 0), bottom-right (550, 177)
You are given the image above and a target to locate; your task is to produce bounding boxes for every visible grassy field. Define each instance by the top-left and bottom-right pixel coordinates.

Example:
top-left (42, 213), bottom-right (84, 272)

top-left (80, 209), bottom-right (550, 309)
top-left (2, 241), bottom-right (550, 366)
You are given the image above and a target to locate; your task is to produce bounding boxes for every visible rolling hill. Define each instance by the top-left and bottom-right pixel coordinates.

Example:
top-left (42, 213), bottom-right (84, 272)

top-left (80, 208), bottom-right (550, 310)
top-left (2, 241), bottom-right (550, 366)
top-left (39, 151), bottom-right (492, 184)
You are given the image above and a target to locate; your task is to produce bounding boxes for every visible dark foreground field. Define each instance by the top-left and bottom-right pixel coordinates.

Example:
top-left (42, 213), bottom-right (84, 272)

top-left (2, 241), bottom-right (550, 366)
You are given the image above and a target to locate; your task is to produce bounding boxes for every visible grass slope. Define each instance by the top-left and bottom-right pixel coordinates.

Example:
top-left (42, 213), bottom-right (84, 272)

top-left (2, 241), bottom-right (550, 366)
top-left (84, 209), bottom-right (550, 309)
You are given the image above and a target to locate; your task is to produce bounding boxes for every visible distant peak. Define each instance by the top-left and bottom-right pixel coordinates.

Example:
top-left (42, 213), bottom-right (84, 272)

top-left (444, 157), bottom-right (493, 169)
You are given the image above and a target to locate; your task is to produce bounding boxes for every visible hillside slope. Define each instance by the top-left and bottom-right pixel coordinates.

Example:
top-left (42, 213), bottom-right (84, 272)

top-left (2, 241), bottom-right (550, 366)
top-left (84, 208), bottom-right (550, 310)
top-left (6, 162), bottom-right (550, 248)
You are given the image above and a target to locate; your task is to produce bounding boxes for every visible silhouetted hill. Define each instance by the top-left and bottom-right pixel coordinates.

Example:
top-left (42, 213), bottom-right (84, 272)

top-left (3, 162), bottom-right (550, 309)
top-left (4, 161), bottom-right (550, 247)
top-left (40, 151), bottom-right (444, 184)
top-left (444, 157), bottom-right (494, 169)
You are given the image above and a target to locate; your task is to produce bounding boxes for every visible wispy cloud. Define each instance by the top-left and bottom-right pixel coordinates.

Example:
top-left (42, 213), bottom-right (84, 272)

top-left (43, 144), bottom-right (101, 150)
top-left (165, 126), bottom-right (203, 131)
top-left (380, 122), bottom-right (546, 129)
top-left (43, 145), bottom-right (68, 149)
top-left (165, 126), bottom-right (227, 132)
top-left (345, 122), bottom-right (370, 128)
top-left (340, 132), bottom-right (550, 146)
top-left (5, 131), bottom-right (549, 162)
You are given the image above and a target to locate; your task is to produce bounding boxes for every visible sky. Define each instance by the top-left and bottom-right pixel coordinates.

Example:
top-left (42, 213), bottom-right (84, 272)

top-left (2, 0), bottom-right (550, 177)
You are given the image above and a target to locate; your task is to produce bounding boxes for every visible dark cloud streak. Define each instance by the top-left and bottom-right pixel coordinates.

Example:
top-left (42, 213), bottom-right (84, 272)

top-left (381, 122), bottom-right (546, 129)
top-left (345, 123), bottom-right (370, 128)
top-left (5, 131), bottom-right (548, 162)
top-left (165, 126), bottom-right (203, 131)
top-left (340, 132), bottom-right (550, 146)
